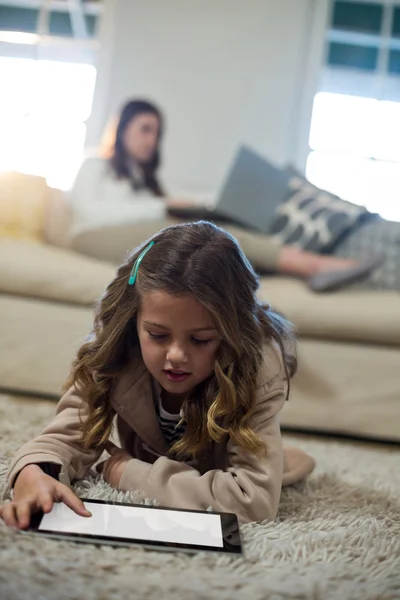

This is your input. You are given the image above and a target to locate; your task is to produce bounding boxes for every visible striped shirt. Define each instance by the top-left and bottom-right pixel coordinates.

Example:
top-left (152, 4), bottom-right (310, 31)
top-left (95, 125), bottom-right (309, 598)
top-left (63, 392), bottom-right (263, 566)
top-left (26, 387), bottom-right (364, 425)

top-left (156, 396), bottom-right (187, 447)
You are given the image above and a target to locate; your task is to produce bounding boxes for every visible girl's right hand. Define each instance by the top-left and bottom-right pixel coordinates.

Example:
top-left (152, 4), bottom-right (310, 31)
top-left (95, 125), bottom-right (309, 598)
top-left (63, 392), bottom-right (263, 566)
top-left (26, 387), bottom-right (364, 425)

top-left (0, 464), bottom-right (92, 530)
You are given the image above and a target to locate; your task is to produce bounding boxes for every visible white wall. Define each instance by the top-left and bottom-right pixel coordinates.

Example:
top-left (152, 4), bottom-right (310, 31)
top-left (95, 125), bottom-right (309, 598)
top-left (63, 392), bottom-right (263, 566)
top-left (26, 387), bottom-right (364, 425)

top-left (87, 0), bottom-right (321, 194)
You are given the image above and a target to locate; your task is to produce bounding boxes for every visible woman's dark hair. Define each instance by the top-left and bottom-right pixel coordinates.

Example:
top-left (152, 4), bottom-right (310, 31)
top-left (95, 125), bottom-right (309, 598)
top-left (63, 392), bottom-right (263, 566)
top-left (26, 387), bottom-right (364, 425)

top-left (109, 99), bottom-right (164, 196)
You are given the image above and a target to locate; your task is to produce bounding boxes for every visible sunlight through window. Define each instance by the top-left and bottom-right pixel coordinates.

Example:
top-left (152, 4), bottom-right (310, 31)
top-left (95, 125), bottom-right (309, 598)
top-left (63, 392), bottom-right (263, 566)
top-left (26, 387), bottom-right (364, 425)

top-left (306, 92), bottom-right (400, 221)
top-left (0, 57), bottom-right (96, 189)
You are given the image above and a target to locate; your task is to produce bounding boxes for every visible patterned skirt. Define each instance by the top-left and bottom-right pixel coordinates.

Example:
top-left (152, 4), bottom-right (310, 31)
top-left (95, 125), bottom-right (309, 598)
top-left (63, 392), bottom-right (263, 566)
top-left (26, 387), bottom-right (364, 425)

top-left (332, 219), bottom-right (400, 291)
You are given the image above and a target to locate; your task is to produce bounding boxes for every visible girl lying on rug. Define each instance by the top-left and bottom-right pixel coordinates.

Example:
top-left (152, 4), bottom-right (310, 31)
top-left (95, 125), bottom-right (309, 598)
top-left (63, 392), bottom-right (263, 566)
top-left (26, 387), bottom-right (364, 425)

top-left (0, 222), bottom-right (314, 529)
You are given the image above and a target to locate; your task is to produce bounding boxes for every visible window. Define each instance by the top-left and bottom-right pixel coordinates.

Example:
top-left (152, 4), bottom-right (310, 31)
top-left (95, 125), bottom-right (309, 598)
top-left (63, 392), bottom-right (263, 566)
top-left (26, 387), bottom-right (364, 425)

top-left (0, 57), bottom-right (96, 189)
top-left (0, 3), bottom-right (99, 39)
top-left (0, 1), bottom-right (101, 190)
top-left (306, 1), bottom-right (400, 222)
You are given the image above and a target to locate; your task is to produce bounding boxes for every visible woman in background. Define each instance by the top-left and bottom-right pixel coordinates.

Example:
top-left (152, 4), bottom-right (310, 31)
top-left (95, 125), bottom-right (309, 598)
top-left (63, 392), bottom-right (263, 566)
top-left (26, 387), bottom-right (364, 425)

top-left (71, 100), bottom-right (166, 234)
top-left (70, 99), bottom-right (379, 291)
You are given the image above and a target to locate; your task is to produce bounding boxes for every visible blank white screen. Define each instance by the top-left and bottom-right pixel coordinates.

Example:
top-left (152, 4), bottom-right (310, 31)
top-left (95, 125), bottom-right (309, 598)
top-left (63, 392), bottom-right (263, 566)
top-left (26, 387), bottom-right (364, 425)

top-left (39, 502), bottom-right (224, 548)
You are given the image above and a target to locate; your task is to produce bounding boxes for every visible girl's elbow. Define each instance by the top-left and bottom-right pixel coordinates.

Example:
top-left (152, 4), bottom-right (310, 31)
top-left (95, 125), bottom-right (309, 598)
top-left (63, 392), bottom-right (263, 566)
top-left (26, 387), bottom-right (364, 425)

top-left (235, 489), bottom-right (279, 524)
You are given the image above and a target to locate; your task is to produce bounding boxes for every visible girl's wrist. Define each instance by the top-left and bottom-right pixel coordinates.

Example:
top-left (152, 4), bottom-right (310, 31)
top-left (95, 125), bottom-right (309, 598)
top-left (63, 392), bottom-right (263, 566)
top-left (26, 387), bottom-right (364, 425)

top-left (13, 463), bottom-right (43, 488)
top-left (20, 464), bottom-right (43, 477)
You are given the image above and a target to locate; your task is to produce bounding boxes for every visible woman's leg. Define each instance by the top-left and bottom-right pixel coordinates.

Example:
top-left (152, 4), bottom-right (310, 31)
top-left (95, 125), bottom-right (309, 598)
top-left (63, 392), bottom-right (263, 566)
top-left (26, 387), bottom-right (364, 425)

top-left (71, 219), bottom-right (286, 270)
top-left (222, 224), bottom-right (360, 277)
top-left (71, 218), bottom-right (365, 281)
top-left (71, 220), bottom-right (178, 264)
top-left (71, 218), bottom-right (379, 293)
top-left (220, 224), bottom-right (281, 271)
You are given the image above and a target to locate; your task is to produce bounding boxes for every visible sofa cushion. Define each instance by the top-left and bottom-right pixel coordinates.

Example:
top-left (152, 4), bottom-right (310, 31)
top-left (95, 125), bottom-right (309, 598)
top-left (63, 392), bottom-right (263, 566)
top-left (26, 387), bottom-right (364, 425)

top-left (270, 169), bottom-right (372, 253)
top-left (259, 276), bottom-right (400, 346)
top-left (1, 239), bottom-right (399, 346)
top-left (0, 239), bottom-right (115, 306)
top-left (0, 172), bottom-right (48, 242)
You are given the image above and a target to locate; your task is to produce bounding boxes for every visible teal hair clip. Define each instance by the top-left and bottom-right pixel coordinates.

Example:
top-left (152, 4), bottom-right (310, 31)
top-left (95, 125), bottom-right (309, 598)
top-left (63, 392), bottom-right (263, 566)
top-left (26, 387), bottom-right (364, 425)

top-left (128, 241), bottom-right (155, 285)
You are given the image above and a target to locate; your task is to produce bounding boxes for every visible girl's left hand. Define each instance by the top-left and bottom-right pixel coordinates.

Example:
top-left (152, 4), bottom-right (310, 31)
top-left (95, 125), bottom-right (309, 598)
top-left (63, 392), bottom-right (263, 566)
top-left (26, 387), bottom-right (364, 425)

top-left (97, 442), bottom-right (132, 488)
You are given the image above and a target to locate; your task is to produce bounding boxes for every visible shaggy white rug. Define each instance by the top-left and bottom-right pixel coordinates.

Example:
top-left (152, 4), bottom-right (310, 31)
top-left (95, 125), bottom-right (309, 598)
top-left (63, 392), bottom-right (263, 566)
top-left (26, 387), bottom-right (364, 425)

top-left (0, 394), bottom-right (399, 600)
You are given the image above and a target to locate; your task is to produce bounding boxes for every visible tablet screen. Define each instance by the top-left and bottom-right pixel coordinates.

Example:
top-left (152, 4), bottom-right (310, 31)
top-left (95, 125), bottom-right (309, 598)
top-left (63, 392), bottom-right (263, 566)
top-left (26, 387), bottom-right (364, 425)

top-left (39, 501), bottom-right (224, 548)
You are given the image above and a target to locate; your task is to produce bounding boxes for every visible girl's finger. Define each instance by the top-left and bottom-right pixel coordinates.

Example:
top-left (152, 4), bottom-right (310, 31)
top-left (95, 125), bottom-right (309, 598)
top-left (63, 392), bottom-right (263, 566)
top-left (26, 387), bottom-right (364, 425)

top-left (15, 502), bottom-right (32, 530)
top-left (39, 493), bottom-right (54, 514)
top-left (2, 502), bottom-right (18, 528)
top-left (58, 486), bottom-right (92, 517)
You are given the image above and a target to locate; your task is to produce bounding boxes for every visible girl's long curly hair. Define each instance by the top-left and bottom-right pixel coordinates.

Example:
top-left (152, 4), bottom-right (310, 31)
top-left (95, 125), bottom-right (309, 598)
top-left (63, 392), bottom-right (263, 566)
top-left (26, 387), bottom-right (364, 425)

top-left (65, 221), bottom-right (297, 458)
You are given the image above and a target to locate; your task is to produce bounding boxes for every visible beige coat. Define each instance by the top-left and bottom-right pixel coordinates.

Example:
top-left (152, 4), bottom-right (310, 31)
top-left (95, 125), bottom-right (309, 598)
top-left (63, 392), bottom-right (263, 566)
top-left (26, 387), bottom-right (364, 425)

top-left (6, 345), bottom-right (315, 523)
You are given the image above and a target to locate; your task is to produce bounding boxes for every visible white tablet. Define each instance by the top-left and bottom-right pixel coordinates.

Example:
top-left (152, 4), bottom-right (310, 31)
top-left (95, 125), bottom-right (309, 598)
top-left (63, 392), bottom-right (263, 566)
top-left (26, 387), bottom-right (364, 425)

top-left (27, 498), bottom-right (242, 555)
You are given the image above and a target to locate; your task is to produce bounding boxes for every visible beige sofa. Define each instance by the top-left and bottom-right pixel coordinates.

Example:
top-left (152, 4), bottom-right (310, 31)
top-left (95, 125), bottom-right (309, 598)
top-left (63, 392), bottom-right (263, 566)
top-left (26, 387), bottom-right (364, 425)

top-left (1, 174), bottom-right (399, 442)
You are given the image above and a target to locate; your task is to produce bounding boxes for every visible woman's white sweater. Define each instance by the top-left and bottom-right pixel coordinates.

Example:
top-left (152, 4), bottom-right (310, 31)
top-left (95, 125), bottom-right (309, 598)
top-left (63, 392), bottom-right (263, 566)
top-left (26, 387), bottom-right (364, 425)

top-left (69, 157), bottom-right (166, 235)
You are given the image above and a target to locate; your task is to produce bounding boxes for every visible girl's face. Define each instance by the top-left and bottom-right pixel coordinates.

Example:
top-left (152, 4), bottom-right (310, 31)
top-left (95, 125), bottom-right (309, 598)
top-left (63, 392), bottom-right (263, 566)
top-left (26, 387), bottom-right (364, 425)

top-left (122, 113), bottom-right (160, 164)
top-left (137, 290), bottom-right (221, 396)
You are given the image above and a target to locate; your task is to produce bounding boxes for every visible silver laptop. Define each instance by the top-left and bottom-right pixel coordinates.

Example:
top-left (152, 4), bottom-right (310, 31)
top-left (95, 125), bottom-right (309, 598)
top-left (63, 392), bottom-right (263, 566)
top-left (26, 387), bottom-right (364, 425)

top-left (168, 146), bottom-right (290, 233)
